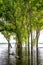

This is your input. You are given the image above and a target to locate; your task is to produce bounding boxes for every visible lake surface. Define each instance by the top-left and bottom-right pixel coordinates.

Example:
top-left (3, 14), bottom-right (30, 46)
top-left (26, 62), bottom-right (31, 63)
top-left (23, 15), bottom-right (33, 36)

top-left (0, 44), bottom-right (43, 65)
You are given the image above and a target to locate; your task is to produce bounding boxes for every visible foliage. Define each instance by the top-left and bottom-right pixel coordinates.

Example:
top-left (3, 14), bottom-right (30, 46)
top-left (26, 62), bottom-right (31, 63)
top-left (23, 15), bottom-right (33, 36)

top-left (0, 0), bottom-right (43, 44)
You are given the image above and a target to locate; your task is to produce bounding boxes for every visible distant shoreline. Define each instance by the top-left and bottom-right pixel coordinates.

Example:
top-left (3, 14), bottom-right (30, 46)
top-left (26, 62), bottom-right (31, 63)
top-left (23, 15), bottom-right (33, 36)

top-left (0, 43), bottom-right (15, 44)
top-left (0, 43), bottom-right (8, 44)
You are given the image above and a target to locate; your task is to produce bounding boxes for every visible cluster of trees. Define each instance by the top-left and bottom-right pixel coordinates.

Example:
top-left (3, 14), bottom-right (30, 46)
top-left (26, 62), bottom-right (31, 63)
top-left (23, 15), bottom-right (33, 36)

top-left (0, 0), bottom-right (43, 65)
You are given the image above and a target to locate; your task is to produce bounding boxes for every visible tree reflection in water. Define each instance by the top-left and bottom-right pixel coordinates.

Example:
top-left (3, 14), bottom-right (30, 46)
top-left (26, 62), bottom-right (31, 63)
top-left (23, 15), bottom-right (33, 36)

top-left (0, 44), bottom-right (42, 65)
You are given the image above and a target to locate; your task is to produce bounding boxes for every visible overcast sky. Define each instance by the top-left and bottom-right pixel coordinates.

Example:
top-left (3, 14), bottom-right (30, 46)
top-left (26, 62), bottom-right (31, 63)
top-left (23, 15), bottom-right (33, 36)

top-left (0, 30), bottom-right (43, 43)
top-left (38, 30), bottom-right (43, 43)
top-left (0, 32), bottom-right (16, 43)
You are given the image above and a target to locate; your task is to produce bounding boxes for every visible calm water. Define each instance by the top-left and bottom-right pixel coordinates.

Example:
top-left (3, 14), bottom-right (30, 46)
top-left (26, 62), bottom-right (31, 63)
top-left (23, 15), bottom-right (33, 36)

top-left (0, 44), bottom-right (43, 65)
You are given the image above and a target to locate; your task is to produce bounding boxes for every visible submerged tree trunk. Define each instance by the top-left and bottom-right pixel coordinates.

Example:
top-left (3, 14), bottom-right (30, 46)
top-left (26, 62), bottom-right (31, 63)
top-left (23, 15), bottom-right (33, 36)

top-left (36, 29), bottom-right (38, 65)
top-left (36, 26), bottom-right (40, 65)
top-left (29, 3), bottom-right (33, 65)
top-left (8, 40), bottom-right (10, 65)
top-left (16, 41), bottom-right (22, 65)
top-left (28, 32), bottom-right (30, 65)
top-left (17, 41), bottom-right (22, 58)
top-left (31, 28), bottom-right (33, 65)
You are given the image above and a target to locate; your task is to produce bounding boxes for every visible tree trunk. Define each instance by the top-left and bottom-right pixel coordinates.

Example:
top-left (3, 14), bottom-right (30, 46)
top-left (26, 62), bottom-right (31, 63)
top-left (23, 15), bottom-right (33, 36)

top-left (29, 16), bottom-right (33, 65)
top-left (28, 32), bottom-right (30, 65)
top-left (16, 41), bottom-right (22, 65)
top-left (17, 41), bottom-right (22, 58)
top-left (36, 27), bottom-right (40, 65)
top-left (8, 40), bottom-right (10, 65)
top-left (31, 28), bottom-right (33, 65)
top-left (29, 3), bottom-right (33, 65)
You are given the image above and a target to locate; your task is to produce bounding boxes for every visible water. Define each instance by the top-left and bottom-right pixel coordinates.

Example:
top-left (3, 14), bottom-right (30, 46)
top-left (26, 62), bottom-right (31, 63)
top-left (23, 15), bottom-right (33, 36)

top-left (0, 44), bottom-right (8, 65)
top-left (0, 44), bottom-right (16, 65)
top-left (0, 44), bottom-right (28, 65)
top-left (0, 44), bottom-right (43, 65)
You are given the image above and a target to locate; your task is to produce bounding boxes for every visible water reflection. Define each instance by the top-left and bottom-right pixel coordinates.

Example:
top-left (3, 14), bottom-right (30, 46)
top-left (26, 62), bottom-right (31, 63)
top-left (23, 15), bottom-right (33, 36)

top-left (0, 44), bottom-right (43, 65)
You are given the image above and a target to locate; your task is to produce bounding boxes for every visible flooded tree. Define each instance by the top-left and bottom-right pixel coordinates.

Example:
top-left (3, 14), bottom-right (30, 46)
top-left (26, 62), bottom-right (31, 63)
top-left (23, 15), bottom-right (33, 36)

top-left (0, 0), bottom-right (43, 65)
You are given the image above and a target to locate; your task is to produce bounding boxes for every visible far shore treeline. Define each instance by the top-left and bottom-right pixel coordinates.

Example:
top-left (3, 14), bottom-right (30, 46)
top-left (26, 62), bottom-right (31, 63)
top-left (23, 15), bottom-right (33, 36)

top-left (0, 43), bottom-right (15, 44)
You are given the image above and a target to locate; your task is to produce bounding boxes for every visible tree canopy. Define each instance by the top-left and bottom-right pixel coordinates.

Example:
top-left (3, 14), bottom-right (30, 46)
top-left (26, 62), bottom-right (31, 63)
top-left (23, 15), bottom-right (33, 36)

top-left (0, 0), bottom-right (43, 44)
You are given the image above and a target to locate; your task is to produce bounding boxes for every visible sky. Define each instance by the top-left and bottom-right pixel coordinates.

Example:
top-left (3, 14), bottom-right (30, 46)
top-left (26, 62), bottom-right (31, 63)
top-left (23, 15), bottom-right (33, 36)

top-left (38, 30), bottom-right (43, 43)
top-left (0, 32), bottom-right (16, 43)
top-left (0, 30), bottom-right (43, 43)
top-left (29, 30), bottom-right (43, 43)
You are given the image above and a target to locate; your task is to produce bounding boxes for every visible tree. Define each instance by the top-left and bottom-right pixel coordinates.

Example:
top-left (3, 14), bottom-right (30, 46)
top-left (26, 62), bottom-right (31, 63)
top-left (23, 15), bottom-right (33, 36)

top-left (0, 0), bottom-right (43, 65)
